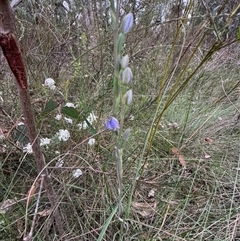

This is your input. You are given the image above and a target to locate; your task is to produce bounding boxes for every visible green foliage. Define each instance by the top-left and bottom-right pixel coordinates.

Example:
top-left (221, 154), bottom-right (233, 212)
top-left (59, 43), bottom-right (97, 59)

top-left (61, 106), bottom-right (80, 119)
top-left (41, 98), bottom-right (58, 117)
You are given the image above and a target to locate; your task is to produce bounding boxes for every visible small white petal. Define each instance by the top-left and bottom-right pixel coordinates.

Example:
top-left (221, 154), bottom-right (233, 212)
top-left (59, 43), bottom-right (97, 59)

top-left (55, 159), bottom-right (64, 167)
top-left (65, 102), bottom-right (76, 108)
top-left (88, 138), bottom-right (95, 146)
top-left (64, 117), bottom-right (73, 124)
top-left (72, 169), bottom-right (82, 178)
top-left (148, 189), bottom-right (155, 198)
top-left (40, 138), bottom-right (51, 146)
top-left (23, 143), bottom-right (33, 154)
top-left (63, 0), bottom-right (69, 12)
top-left (87, 112), bottom-right (97, 124)
top-left (129, 115), bottom-right (134, 120)
top-left (55, 114), bottom-right (62, 120)
top-left (82, 121), bottom-right (88, 129)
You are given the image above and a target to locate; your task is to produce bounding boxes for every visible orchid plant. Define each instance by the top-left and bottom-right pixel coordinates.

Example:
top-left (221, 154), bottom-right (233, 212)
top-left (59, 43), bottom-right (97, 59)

top-left (106, 2), bottom-right (134, 216)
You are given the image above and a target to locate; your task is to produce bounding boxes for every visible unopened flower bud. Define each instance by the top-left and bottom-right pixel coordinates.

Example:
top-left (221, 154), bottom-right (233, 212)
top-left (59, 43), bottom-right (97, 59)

top-left (124, 89), bottom-right (133, 105)
top-left (121, 55), bottom-right (129, 69)
top-left (120, 13), bottom-right (133, 34)
top-left (122, 67), bottom-right (133, 84)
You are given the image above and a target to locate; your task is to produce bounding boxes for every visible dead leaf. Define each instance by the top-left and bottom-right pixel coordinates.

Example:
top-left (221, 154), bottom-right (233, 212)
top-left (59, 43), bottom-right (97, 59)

top-left (171, 147), bottom-right (179, 155)
top-left (38, 209), bottom-right (52, 217)
top-left (178, 154), bottom-right (186, 168)
top-left (171, 147), bottom-right (186, 168)
top-left (132, 201), bottom-right (157, 218)
top-left (26, 179), bottom-right (40, 205)
top-left (205, 137), bottom-right (214, 144)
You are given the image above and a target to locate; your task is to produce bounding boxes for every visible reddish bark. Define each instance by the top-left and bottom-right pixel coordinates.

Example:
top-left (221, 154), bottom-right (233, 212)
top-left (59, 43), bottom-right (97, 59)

top-left (0, 32), bottom-right (28, 89)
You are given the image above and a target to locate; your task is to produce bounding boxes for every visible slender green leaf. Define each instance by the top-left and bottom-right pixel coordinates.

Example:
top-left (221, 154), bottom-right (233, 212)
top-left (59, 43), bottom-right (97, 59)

top-left (61, 106), bottom-right (80, 119)
top-left (41, 98), bottom-right (58, 116)
top-left (97, 205), bottom-right (118, 241)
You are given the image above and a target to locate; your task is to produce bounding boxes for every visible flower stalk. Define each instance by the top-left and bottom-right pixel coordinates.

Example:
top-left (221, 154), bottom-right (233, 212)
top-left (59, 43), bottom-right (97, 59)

top-left (108, 3), bottom-right (133, 217)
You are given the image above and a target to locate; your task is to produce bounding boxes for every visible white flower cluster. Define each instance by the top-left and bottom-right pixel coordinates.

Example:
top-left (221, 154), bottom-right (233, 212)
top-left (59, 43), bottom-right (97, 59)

top-left (88, 138), bottom-right (95, 146)
top-left (40, 138), bottom-right (51, 146)
top-left (57, 129), bottom-right (70, 141)
top-left (77, 112), bottom-right (97, 130)
top-left (44, 78), bottom-right (56, 90)
top-left (23, 137), bottom-right (52, 154)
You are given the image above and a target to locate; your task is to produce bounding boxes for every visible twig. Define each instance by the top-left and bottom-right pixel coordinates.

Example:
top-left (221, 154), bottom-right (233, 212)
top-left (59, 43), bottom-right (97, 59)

top-left (23, 174), bottom-right (45, 241)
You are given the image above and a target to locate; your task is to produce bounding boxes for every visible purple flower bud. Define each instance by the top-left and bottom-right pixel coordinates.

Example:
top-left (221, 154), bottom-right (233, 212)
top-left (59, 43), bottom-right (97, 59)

top-left (120, 13), bottom-right (133, 34)
top-left (122, 67), bottom-right (133, 84)
top-left (121, 55), bottom-right (129, 69)
top-left (124, 89), bottom-right (133, 105)
top-left (105, 117), bottom-right (120, 131)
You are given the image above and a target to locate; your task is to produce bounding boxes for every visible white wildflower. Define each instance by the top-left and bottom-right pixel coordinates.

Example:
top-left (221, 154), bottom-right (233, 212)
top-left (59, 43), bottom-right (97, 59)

top-left (40, 138), bottom-right (51, 146)
top-left (88, 138), bottom-right (95, 146)
top-left (57, 129), bottom-right (70, 141)
top-left (23, 143), bottom-right (33, 154)
top-left (72, 169), bottom-right (82, 178)
top-left (78, 121), bottom-right (88, 130)
top-left (44, 78), bottom-right (56, 90)
top-left (55, 114), bottom-right (62, 120)
top-left (148, 189), bottom-right (156, 198)
top-left (64, 117), bottom-right (73, 124)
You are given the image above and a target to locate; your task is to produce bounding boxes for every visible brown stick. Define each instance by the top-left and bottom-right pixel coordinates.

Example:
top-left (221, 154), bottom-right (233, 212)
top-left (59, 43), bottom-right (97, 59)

top-left (0, 0), bottom-right (64, 237)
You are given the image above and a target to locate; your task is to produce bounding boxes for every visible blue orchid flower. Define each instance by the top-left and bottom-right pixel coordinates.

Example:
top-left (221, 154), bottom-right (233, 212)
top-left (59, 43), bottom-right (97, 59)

top-left (105, 117), bottom-right (120, 131)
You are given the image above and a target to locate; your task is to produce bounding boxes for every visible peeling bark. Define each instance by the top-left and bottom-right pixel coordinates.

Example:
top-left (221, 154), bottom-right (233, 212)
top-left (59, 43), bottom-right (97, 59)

top-left (0, 32), bottom-right (28, 89)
